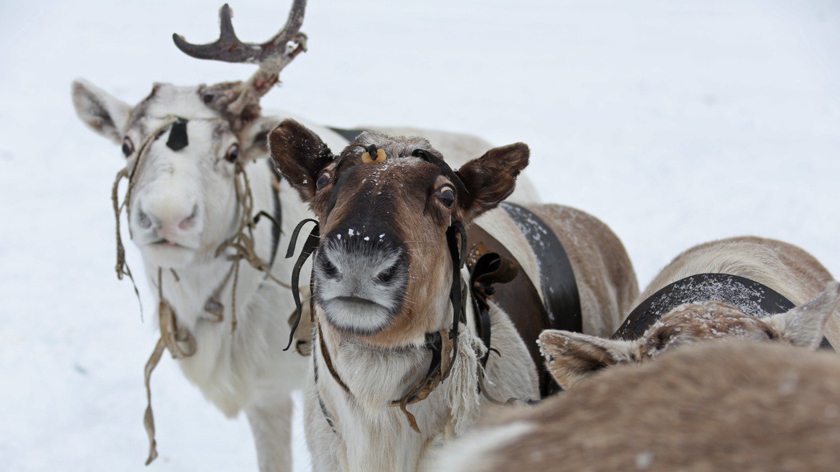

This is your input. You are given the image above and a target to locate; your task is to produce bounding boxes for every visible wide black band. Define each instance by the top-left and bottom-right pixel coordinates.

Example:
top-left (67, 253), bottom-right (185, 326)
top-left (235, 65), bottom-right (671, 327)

top-left (612, 273), bottom-right (796, 340)
top-left (500, 202), bottom-right (582, 333)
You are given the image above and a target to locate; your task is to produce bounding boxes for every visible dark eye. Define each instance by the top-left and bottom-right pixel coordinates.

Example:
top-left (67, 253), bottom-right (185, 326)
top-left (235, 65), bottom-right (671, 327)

top-left (412, 149), bottom-right (427, 159)
top-left (225, 144), bottom-right (240, 162)
top-left (436, 186), bottom-right (456, 208)
top-left (122, 137), bottom-right (134, 157)
top-left (316, 170), bottom-right (332, 190)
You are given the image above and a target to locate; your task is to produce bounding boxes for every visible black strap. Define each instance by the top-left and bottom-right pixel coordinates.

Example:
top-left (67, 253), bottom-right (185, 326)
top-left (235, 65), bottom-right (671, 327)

top-left (402, 332), bottom-right (444, 404)
top-left (283, 218), bottom-right (320, 351)
top-left (500, 202), bottom-right (582, 333)
top-left (613, 273), bottom-right (796, 340)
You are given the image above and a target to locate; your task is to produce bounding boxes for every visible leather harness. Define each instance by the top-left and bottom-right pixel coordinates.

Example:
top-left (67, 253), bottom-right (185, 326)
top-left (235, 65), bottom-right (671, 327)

top-left (612, 272), bottom-right (833, 350)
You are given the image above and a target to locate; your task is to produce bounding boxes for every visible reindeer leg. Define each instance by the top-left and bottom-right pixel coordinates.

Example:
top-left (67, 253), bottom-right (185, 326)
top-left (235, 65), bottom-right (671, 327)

top-left (246, 396), bottom-right (293, 472)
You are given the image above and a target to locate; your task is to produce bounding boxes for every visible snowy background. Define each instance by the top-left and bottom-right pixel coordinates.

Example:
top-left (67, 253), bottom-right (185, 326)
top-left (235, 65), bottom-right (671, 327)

top-left (1, 0), bottom-right (838, 470)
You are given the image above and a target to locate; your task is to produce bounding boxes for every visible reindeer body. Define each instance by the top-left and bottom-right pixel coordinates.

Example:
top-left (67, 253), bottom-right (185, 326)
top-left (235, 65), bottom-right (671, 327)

top-left (268, 122), bottom-right (637, 471)
top-left (639, 236), bottom-right (834, 307)
top-left (430, 340), bottom-right (840, 472)
top-left (539, 236), bottom-right (840, 390)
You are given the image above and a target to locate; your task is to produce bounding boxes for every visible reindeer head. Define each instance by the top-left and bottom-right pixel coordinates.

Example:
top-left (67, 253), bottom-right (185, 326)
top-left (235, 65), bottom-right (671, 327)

top-left (269, 119), bottom-right (529, 346)
top-left (71, 2), bottom-right (306, 269)
top-left (540, 281), bottom-right (840, 389)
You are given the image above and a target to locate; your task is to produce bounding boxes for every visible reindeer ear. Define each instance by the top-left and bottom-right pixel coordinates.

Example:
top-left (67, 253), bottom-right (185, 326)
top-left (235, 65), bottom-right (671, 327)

top-left (71, 79), bottom-right (132, 145)
top-left (455, 143), bottom-right (529, 222)
top-left (767, 282), bottom-right (840, 348)
top-left (539, 330), bottom-right (636, 389)
top-left (269, 119), bottom-right (335, 203)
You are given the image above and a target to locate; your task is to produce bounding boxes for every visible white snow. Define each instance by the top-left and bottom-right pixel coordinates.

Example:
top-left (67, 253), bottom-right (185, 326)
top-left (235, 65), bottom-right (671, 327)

top-left (1, 1), bottom-right (839, 471)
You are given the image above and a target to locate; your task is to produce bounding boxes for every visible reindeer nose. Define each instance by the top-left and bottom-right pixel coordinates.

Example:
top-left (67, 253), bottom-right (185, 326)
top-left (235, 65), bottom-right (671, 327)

top-left (138, 198), bottom-right (200, 238)
top-left (316, 228), bottom-right (407, 288)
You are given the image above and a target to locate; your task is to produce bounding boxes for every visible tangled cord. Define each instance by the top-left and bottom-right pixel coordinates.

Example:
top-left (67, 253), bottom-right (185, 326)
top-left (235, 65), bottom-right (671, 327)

top-left (110, 116), bottom-right (296, 464)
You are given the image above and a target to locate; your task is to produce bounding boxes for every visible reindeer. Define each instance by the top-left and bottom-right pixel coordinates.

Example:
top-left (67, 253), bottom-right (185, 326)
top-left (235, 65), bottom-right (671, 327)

top-left (268, 120), bottom-right (638, 471)
top-left (429, 340), bottom-right (840, 472)
top-left (539, 236), bottom-right (840, 389)
top-left (71, 2), bottom-right (538, 470)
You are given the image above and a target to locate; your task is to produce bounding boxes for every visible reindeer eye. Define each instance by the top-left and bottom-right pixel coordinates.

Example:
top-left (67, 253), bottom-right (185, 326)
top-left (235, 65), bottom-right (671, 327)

top-left (436, 186), bottom-right (456, 208)
top-left (122, 137), bottom-right (134, 157)
top-left (316, 170), bottom-right (333, 190)
top-left (225, 144), bottom-right (240, 162)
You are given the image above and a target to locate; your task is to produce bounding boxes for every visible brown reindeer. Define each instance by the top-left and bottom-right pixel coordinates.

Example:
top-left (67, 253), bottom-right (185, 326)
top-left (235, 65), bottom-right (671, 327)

top-left (540, 236), bottom-right (840, 389)
top-left (268, 120), bottom-right (638, 471)
top-left (429, 340), bottom-right (840, 472)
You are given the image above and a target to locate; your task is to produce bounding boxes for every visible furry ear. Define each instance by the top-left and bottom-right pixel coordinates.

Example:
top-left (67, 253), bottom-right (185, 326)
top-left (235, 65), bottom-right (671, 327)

top-left (268, 119), bottom-right (335, 203)
top-left (455, 143), bottom-right (529, 222)
top-left (71, 79), bottom-right (132, 144)
top-left (767, 282), bottom-right (840, 348)
top-left (539, 330), bottom-right (636, 389)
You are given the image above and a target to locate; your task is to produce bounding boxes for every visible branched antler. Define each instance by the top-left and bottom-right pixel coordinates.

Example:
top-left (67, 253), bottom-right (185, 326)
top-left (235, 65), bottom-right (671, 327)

top-left (173, 1), bottom-right (308, 124)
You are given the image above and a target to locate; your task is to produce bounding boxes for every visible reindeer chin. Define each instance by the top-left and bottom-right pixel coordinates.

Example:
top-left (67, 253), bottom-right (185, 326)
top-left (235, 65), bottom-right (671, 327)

top-left (141, 243), bottom-right (197, 269)
top-left (321, 298), bottom-right (395, 335)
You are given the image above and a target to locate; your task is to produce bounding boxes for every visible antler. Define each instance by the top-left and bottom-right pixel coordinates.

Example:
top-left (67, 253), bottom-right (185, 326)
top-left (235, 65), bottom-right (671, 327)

top-left (172, 1), bottom-right (307, 119)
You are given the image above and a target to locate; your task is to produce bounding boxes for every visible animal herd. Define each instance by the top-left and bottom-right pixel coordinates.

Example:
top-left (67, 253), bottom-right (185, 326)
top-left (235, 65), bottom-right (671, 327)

top-left (70, 2), bottom-right (840, 471)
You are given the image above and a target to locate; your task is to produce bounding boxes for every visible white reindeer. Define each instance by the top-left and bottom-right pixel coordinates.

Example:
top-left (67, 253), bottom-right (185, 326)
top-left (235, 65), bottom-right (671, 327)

top-left (268, 121), bottom-right (638, 471)
top-left (70, 2), bottom-right (536, 470)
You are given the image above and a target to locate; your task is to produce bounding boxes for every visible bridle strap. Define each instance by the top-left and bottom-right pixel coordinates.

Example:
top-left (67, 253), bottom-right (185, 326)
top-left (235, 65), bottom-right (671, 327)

top-left (283, 218), bottom-right (320, 351)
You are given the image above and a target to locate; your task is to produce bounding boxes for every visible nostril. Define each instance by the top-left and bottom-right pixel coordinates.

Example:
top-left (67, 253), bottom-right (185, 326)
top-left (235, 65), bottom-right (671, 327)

top-left (376, 263), bottom-right (399, 284)
top-left (322, 258), bottom-right (340, 279)
top-left (138, 209), bottom-right (153, 229)
top-left (178, 205), bottom-right (198, 230)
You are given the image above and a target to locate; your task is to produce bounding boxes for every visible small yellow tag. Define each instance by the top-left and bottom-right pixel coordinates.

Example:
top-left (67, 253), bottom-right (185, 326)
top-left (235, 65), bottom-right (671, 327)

top-left (362, 148), bottom-right (388, 164)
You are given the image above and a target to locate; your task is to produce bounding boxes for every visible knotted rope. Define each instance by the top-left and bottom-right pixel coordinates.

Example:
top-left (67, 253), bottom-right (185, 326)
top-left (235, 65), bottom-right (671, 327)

top-left (110, 116), bottom-right (300, 465)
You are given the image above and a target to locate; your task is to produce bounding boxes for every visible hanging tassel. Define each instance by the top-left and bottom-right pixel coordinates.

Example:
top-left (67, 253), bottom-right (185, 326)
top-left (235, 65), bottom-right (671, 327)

top-left (444, 324), bottom-right (487, 437)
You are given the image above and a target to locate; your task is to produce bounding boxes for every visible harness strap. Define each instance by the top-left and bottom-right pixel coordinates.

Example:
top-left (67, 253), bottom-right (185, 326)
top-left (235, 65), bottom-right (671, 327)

top-left (284, 219), bottom-right (320, 351)
top-left (500, 202), bottom-right (582, 333)
top-left (469, 252), bottom-right (519, 368)
top-left (612, 273), bottom-right (801, 341)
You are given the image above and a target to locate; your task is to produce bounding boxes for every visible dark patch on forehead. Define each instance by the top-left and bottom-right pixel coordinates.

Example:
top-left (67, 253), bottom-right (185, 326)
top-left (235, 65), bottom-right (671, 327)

top-left (166, 119), bottom-right (189, 151)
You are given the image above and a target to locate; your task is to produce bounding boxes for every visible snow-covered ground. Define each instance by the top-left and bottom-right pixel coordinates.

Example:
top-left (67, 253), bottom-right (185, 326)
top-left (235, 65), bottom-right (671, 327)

top-left (1, 1), bottom-right (838, 470)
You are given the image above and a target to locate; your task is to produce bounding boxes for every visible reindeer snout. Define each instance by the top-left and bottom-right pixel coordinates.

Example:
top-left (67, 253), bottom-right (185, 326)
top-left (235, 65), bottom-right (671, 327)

top-left (313, 228), bottom-right (409, 333)
top-left (137, 196), bottom-right (201, 242)
top-left (316, 228), bottom-right (408, 293)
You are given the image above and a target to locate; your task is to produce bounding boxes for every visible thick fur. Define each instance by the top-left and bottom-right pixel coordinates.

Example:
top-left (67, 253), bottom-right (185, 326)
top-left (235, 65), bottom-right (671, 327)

top-left (430, 341), bottom-right (840, 472)
top-left (72, 80), bottom-right (539, 471)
